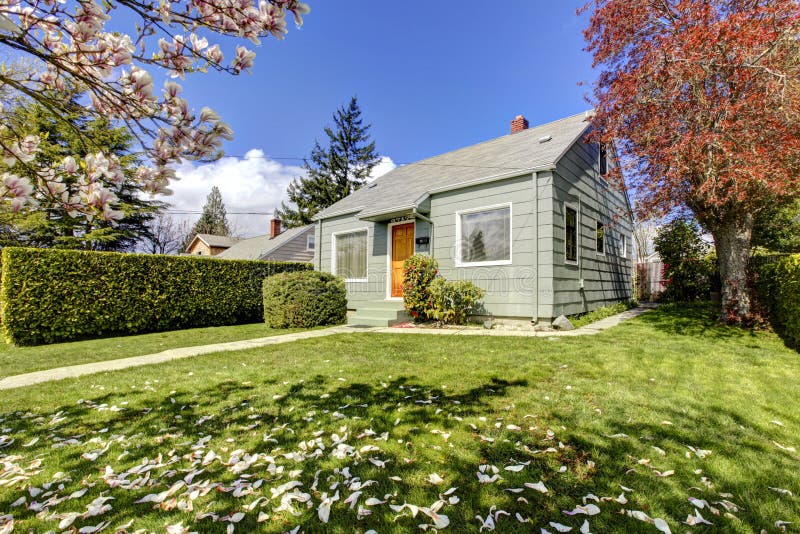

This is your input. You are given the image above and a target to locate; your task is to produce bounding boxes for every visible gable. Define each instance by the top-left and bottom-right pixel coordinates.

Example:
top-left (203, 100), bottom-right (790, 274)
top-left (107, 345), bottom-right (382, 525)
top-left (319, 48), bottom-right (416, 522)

top-left (315, 112), bottom-right (592, 222)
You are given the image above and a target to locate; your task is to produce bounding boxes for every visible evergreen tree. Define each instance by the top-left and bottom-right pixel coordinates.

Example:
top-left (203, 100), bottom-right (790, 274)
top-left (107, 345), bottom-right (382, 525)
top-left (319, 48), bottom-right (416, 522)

top-left (468, 230), bottom-right (486, 262)
top-left (276, 96), bottom-right (380, 227)
top-left (183, 186), bottom-right (232, 250)
top-left (0, 95), bottom-right (163, 251)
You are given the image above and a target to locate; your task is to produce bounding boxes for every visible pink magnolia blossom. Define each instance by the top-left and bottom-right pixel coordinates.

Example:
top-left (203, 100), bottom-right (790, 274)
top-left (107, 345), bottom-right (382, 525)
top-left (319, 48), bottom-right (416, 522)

top-left (0, 0), bottom-right (311, 223)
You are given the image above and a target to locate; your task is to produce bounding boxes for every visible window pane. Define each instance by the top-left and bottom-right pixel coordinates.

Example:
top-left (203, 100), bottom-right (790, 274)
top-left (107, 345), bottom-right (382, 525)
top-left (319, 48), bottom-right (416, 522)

top-left (565, 206), bottom-right (577, 262)
top-left (307, 234), bottom-right (315, 251)
top-left (335, 230), bottom-right (367, 278)
top-left (596, 222), bottom-right (605, 253)
top-left (599, 144), bottom-right (608, 175)
top-left (460, 207), bottom-right (510, 263)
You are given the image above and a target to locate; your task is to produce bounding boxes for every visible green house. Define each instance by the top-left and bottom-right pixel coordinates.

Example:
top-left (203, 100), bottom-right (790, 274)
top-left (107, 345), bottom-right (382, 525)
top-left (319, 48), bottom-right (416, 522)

top-left (313, 112), bottom-right (633, 326)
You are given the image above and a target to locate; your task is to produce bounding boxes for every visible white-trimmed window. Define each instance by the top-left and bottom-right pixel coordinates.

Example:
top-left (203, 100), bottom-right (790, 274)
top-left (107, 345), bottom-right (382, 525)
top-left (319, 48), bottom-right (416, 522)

top-left (599, 144), bottom-right (608, 176)
top-left (333, 229), bottom-right (368, 281)
top-left (595, 221), bottom-right (605, 254)
top-left (306, 233), bottom-right (315, 251)
top-left (564, 204), bottom-right (578, 264)
top-left (620, 234), bottom-right (627, 258)
top-left (456, 204), bottom-right (512, 267)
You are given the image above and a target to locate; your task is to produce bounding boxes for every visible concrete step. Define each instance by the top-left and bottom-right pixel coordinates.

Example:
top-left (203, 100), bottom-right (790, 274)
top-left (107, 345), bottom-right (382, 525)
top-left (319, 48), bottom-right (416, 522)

top-left (358, 300), bottom-right (405, 310)
top-left (352, 307), bottom-right (407, 320)
top-left (348, 301), bottom-right (410, 327)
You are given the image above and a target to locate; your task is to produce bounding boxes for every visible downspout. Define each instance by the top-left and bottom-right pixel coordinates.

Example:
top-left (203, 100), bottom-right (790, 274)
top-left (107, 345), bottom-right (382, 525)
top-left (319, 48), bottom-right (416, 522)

top-left (315, 221), bottom-right (322, 271)
top-left (412, 208), bottom-right (433, 256)
top-left (532, 172), bottom-right (539, 325)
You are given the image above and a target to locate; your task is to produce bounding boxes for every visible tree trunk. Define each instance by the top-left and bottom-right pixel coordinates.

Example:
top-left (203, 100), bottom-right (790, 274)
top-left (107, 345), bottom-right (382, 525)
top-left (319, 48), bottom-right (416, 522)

top-left (710, 214), bottom-right (754, 324)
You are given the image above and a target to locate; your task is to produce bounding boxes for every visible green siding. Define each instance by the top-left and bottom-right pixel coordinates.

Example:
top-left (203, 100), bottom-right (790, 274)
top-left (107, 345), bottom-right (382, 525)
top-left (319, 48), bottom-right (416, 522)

top-left (317, 139), bottom-right (633, 321)
top-left (428, 174), bottom-right (537, 318)
top-left (550, 139), bottom-right (633, 317)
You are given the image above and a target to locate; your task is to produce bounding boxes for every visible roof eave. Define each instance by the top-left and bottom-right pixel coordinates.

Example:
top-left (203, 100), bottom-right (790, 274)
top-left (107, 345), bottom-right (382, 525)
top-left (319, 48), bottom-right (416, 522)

top-left (312, 206), bottom-right (365, 222)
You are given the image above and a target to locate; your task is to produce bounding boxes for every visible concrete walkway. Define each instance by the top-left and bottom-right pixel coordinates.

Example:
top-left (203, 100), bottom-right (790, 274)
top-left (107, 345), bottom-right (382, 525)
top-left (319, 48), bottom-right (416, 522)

top-left (0, 304), bottom-right (657, 391)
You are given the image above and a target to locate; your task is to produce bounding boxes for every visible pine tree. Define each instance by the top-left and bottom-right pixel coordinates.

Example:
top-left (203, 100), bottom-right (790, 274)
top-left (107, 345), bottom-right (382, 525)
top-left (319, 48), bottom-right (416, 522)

top-left (0, 95), bottom-right (163, 251)
top-left (468, 230), bottom-right (486, 262)
top-left (183, 186), bottom-right (232, 250)
top-left (276, 96), bottom-right (380, 227)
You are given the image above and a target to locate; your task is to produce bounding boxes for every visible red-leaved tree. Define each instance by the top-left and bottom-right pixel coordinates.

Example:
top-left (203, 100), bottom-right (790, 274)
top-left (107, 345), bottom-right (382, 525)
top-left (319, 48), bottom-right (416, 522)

top-left (582, 0), bottom-right (800, 322)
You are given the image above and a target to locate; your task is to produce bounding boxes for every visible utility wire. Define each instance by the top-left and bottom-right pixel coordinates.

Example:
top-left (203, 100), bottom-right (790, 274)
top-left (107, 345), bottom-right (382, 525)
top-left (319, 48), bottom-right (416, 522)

top-left (215, 154), bottom-right (528, 171)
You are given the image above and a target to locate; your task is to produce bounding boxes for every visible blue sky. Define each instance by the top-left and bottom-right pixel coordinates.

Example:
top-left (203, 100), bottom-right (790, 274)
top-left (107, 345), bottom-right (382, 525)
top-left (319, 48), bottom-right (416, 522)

top-left (164, 1), bottom-right (596, 235)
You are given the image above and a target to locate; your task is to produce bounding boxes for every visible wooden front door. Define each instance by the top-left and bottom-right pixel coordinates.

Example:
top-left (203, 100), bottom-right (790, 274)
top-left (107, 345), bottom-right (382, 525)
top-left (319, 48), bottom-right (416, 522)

top-left (391, 222), bottom-right (415, 297)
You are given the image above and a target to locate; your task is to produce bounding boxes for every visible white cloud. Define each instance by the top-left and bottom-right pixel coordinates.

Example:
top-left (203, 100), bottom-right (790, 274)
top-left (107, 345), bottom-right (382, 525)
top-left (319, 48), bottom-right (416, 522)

top-left (159, 150), bottom-right (396, 237)
top-left (369, 156), bottom-right (397, 181)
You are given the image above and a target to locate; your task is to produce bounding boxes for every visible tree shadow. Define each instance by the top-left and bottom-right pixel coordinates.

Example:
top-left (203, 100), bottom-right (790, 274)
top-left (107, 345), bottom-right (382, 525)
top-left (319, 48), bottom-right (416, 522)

top-left (636, 302), bottom-right (760, 341)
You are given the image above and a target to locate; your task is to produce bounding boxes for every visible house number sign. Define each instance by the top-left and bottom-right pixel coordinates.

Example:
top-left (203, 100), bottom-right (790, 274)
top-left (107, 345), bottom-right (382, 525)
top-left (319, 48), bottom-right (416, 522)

top-left (389, 215), bottom-right (414, 223)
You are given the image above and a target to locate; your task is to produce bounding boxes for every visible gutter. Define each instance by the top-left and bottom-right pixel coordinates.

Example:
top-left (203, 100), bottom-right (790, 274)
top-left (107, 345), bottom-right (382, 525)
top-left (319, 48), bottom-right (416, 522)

top-left (426, 165), bottom-right (556, 196)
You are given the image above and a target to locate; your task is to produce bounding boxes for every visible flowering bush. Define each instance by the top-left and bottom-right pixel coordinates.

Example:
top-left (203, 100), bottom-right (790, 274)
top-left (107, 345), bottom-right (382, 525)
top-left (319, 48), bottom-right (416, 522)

top-left (426, 278), bottom-right (485, 325)
top-left (402, 254), bottom-right (438, 322)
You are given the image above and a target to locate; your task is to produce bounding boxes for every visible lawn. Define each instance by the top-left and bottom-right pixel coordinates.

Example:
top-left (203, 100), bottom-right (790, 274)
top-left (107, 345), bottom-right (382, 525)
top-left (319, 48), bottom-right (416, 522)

top-left (0, 304), bottom-right (797, 533)
top-left (0, 323), bottom-right (308, 378)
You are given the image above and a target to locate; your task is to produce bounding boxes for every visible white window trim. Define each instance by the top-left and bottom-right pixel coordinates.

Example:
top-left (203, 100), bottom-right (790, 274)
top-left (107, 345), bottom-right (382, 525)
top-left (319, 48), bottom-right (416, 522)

top-left (620, 233), bottom-right (627, 258)
top-left (598, 143), bottom-right (609, 184)
top-left (595, 220), bottom-right (606, 256)
top-left (564, 202), bottom-right (579, 266)
top-left (331, 227), bottom-right (369, 283)
top-left (385, 219), bottom-right (416, 301)
top-left (454, 202), bottom-right (513, 268)
top-left (306, 233), bottom-right (315, 251)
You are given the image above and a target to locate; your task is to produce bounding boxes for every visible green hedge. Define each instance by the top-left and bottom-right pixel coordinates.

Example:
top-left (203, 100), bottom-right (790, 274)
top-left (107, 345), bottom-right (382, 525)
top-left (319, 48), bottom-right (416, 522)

top-left (0, 247), bottom-right (311, 345)
top-left (262, 271), bottom-right (346, 328)
top-left (754, 254), bottom-right (800, 348)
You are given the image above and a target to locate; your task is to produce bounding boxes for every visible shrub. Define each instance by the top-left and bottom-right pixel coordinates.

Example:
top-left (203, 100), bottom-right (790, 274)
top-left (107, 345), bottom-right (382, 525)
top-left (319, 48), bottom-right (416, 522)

top-left (402, 254), bottom-right (439, 322)
top-left (654, 220), bottom-right (715, 301)
top-left (262, 271), bottom-right (346, 328)
top-left (0, 247), bottom-right (310, 345)
top-left (754, 254), bottom-right (800, 348)
top-left (426, 278), bottom-right (485, 325)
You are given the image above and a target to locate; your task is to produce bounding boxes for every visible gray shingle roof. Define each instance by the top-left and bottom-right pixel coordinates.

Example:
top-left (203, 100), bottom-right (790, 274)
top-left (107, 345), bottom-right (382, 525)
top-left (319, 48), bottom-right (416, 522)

top-left (216, 225), bottom-right (313, 260)
top-left (195, 234), bottom-right (241, 248)
top-left (314, 111), bottom-right (592, 221)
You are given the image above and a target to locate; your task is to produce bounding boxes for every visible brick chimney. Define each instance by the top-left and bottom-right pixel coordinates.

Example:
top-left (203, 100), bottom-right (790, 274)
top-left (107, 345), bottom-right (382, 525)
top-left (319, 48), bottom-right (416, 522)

top-left (270, 218), bottom-right (282, 238)
top-left (510, 115), bottom-right (529, 134)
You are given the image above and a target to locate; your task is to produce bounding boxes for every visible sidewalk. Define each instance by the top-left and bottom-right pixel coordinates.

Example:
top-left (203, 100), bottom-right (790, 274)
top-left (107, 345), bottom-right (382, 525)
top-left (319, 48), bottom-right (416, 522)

top-left (0, 304), bottom-right (656, 391)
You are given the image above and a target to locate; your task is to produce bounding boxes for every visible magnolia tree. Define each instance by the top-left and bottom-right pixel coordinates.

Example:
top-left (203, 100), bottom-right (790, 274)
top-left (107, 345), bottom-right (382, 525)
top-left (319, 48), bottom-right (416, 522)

top-left (0, 0), bottom-right (309, 223)
top-left (583, 0), bottom-right (800, 322)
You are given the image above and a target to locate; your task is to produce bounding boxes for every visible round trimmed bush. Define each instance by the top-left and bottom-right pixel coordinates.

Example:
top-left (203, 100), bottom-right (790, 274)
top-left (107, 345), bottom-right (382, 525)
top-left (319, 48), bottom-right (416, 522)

top-left (262, 271), bottom-right (347, 328)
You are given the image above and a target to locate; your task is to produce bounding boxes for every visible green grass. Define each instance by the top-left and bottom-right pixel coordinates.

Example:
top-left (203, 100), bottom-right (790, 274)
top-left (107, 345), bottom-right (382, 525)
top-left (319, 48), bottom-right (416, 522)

top-left (0, 303), bottom-right (798, 533)
top-left (569, 300), bottom-right (638, 328)
top-left (0, 323), bottom-right (308, 378)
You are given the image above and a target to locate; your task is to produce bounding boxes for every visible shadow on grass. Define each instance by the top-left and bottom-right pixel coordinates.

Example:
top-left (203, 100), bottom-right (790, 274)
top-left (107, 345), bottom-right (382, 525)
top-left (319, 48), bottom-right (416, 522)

top-left (1, 367), bottom-right (796, 532)
top-left (637, 302), bottom-right (762, 341)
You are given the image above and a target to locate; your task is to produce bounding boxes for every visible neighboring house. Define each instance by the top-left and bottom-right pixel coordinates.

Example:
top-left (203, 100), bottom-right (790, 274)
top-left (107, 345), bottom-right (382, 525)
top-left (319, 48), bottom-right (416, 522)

top-left (184, 234), bottom-right (241, 256)
top-left (313, 112), bottom-right (633, 325)
top-left (217, 219), bottom-right (315, 262)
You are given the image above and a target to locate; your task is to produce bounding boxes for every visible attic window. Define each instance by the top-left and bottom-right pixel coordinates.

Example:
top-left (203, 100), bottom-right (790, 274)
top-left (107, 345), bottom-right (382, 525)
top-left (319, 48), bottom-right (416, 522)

top-left (599, 144), bottom-right (608, 176)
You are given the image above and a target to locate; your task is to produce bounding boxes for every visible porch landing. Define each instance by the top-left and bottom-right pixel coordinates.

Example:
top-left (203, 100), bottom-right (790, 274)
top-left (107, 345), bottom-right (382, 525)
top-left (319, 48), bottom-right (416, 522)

top-left (348, 300), bottom-right (410, 327)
